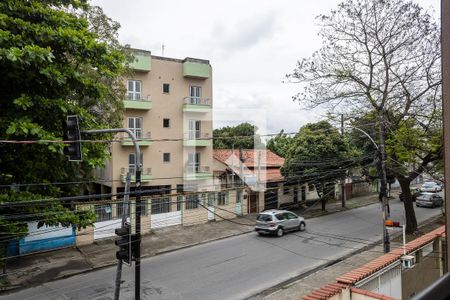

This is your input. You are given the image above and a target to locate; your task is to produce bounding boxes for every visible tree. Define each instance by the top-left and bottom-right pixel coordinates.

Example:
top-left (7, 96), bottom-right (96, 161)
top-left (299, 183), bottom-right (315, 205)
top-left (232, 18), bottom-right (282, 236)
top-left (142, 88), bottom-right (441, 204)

top-left (213, 122), bottom-right (263, 149)
top-left (267, 130), bottom-right (294, 158)
top-left (0, 0), bottom-right (127, 260)
top-left (282, 121), bottom-right (358, 211)
top-left (287, 0), bottom-right (441, 233)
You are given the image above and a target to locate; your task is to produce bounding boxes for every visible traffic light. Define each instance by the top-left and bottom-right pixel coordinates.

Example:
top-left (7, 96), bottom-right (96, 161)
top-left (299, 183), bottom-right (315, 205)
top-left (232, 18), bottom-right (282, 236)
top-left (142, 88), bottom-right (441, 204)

top-left (115, 222), bottom-right (132, 265)
top-left (63, 115), bottom-right (82, 161)
top-left (385, 220), bottom-right (401, 227)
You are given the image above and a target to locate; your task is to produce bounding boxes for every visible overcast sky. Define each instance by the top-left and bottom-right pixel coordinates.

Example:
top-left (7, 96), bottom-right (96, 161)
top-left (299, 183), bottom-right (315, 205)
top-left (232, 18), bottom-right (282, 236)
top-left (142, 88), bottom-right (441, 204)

top-left (92, 0), bottom-right (440, 135)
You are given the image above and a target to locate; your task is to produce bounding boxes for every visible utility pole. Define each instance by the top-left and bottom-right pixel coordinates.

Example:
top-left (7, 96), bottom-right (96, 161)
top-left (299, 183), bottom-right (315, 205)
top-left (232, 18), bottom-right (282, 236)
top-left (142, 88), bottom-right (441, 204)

top-left (81, 127), bottom-right (142, 299)
top-left (378, 112), bottom-right (390, 253)
top-left (442, 0), bottom-right (450, 273)
top-left (341, 114), bottom-right (346, 208)
top-left (350, 125), bottom-right (389, 253)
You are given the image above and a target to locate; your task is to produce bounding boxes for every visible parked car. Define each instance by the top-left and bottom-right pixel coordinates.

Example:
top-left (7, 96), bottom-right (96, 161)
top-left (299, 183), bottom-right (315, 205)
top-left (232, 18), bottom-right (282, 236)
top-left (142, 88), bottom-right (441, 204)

top-left (419, 182), bottom-right (442, 193)
top-left (399, 189), bottom-right (420, 202)
top-left (416, 193), bottom-right (443, 208)
top-left (255, 209), bottom-right (306, 237)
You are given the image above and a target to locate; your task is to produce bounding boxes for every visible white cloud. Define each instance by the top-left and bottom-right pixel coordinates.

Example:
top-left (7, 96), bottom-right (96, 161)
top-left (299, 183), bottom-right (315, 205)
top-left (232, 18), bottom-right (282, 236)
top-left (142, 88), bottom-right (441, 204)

top-left (92, 0), bottom-right (440, 133)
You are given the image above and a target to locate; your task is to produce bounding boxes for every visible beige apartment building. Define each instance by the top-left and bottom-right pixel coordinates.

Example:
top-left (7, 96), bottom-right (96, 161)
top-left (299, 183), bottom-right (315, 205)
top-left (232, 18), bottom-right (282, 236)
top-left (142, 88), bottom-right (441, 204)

top-left (85, 49), bottom-right (217, 242)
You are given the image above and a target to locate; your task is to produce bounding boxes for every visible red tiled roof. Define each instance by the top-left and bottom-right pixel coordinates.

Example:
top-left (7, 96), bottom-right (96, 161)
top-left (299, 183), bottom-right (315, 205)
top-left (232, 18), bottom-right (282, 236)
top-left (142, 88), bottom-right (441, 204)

top-left (302, 226), bottom-right (445, 300)
top-left (350, 287), bottom-right (396, 300)
top-left (336, 226), bottom-right (445, 284)
top-left (301, 283), bottom-right (348, 300)
top-left (213, 149), bottom-right (284, 167)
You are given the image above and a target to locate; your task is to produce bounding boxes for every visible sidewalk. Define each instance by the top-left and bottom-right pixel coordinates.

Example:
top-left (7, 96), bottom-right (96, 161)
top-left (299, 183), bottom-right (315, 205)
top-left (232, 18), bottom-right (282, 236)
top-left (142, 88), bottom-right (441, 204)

top-left (0, 190), bottom-right (391, 291)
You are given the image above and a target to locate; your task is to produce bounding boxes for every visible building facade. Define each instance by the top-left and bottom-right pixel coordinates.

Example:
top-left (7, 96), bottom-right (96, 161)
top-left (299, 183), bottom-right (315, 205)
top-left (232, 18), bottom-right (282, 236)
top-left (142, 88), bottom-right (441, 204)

top-left (88, 49), bottom-right (216, 240)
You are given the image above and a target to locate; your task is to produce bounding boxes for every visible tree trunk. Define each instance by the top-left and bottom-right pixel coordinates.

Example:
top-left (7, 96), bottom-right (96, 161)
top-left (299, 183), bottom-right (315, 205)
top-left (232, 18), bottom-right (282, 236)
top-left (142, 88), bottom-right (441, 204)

top-left (398, 176), bottom-right (418, 234)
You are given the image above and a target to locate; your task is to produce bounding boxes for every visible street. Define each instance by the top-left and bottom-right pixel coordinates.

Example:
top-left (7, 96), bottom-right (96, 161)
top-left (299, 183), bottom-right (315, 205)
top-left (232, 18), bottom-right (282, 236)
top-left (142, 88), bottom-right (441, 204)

top-left (2, 198), bottom-right (442, 300)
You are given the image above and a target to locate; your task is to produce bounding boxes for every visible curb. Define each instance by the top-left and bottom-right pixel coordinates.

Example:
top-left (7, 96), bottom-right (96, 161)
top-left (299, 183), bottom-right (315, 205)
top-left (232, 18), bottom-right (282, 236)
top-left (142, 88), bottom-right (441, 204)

top-left (246, 214), bottom-right (444, 299)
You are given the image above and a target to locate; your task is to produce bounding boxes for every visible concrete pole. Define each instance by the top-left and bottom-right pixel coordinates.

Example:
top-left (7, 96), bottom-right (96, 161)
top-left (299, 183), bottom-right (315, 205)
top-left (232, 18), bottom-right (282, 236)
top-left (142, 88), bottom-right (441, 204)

top-left (442, 0), bottom-right (450, 273)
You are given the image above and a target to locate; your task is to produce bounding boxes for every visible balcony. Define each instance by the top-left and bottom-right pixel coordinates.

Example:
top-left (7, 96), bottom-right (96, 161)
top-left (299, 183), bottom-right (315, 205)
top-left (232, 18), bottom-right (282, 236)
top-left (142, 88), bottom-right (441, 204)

top-left (123, 96), bottom-right (152, 110)
top-left (184, 165), bottom-right (212, 181)
top-left (183, 59), bottom-right (210, 79)
top-left (182, 97), bottom-right (211, 113)
top-left (183, 132), bottom-right (211, 147)
top-left (120, 131), bottom-right (152, 147)
top-left (120, 167), bottom-right (152, 183)
top-left (130, 51), bottom-right (151, 72)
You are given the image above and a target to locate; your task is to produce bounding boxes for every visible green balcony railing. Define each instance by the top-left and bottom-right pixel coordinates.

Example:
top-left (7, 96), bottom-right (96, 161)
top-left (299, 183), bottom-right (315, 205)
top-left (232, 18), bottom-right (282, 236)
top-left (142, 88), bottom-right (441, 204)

top-left (120, 131), bottom-right (152, 147)
top-left (123, 96), bottom-right (152, 110)
top-left (182, 97), bottom-right (211, 113)
top-left (120, 167), bottom-right (152, 183)
top-left (184, 166), bottom-right (212, 181)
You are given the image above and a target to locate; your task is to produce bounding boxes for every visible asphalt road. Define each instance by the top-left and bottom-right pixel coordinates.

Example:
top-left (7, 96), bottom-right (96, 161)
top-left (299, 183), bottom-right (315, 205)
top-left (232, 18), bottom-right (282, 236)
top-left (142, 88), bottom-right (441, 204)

top-left (2, 198), bottom-right (443, 300)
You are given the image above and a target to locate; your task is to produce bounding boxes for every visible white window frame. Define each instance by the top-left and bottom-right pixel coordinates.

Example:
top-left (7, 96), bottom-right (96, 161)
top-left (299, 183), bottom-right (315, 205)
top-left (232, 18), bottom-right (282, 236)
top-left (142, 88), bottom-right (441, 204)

top-left (189, 86), bottom-right (202, 104)
top-left (128, 153), bottom-right (143, 174)
top-left (128, 117), bottom-right (143, 139)
top-left (188, 120), bottom-right (201, 139)
top-left (127, 80), bottom-right (142, 100)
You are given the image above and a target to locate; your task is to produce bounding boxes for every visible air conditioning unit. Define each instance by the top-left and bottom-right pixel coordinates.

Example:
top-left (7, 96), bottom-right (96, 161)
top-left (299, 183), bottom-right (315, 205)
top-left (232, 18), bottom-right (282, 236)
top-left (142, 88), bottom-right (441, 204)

top-left (401, 255), bottom-right (416, 269)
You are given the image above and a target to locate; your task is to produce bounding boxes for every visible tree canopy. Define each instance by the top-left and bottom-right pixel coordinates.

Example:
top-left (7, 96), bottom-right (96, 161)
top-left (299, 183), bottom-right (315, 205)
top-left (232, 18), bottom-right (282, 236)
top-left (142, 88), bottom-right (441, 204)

top-left (213, 122), bottom-right (263, 149)
top-left (287, 0), bottom-right (441, 232)
top-left (267, 130), bottom-right (294, 158)
top-left (0, 0), bottom-right (128, 256)
top-left (282, 121), bottom-right (359, 210)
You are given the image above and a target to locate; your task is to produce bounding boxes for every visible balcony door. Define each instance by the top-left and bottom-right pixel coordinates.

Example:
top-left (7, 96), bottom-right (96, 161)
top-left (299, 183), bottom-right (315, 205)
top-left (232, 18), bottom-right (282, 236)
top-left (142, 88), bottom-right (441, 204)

top-left (127, 80), bottom-right (141, 100)
top-left (128, 117), bottom-right (142, 138)
top-left (189, 86), bottom-right (202, 104)
top-left (187, 152), bottom-right (200, 173)
top-left (189, 120), bottom-right (201, 139)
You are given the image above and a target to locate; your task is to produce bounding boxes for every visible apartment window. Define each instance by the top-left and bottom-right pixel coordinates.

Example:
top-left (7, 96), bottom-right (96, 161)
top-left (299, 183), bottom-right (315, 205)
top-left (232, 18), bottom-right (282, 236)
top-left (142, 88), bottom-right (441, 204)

top-left (128, 153), bottom-right (143, 174)
top-left (188, 120), bottom-right (201, 139)
top-left (163, 118), bottom-right (170, 128)
top-left (189, 86), bottom-right (202, 104)
top-left (127, 80), bottom-right (141, 100)
top-left (187, 152), bottom-right (200, 173)
top-left (186, 194), bottom-right (198, 209)
top-left (217, 191), bottom-right (228, 206)
top-left (151, 197), bottom-right (171, 215)
top-left (128, 117), bottom-right (142, 138)
top-left (163, 153), bottom-right (171, 163)
top-left (163, 83), bottom-right (170, 94)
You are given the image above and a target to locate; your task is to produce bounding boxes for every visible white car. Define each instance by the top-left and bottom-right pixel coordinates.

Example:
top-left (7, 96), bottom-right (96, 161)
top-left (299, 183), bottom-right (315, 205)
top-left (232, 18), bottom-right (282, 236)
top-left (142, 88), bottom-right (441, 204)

top-left (419, 182), bottom-right (442, 193)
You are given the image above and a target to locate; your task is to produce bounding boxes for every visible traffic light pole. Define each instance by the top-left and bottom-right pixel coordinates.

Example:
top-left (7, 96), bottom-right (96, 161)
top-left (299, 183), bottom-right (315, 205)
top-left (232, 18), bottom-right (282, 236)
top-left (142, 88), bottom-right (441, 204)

top-left (114, 172), bottom-right (131, 300)
top-left (82, 128), bottom-right (142, 299)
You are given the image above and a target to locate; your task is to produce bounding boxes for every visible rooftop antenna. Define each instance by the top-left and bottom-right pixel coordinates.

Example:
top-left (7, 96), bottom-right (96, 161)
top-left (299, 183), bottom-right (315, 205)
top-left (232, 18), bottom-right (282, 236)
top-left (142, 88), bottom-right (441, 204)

top-left (162, 43), bottom-right (165, 57)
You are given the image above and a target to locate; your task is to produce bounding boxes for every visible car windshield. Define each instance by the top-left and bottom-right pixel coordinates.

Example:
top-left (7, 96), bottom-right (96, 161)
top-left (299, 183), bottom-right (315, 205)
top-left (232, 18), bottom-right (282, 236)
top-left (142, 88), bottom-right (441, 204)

top-left (423, 183), bottom-right (435, 187)
top-left (257, 214), bottom-right (272, 222)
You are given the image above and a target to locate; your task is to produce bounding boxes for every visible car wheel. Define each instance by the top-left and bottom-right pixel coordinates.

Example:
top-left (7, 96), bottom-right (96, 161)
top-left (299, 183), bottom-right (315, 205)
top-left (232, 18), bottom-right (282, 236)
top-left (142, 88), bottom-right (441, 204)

top-left (416, 204), bottom-right (419, 207)
top-left (276, 227), bottom-right (284, 237)
top-left (298, 222), bottom-right (306, 232)
top-left (257, 232), bottom-right (264, 236)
